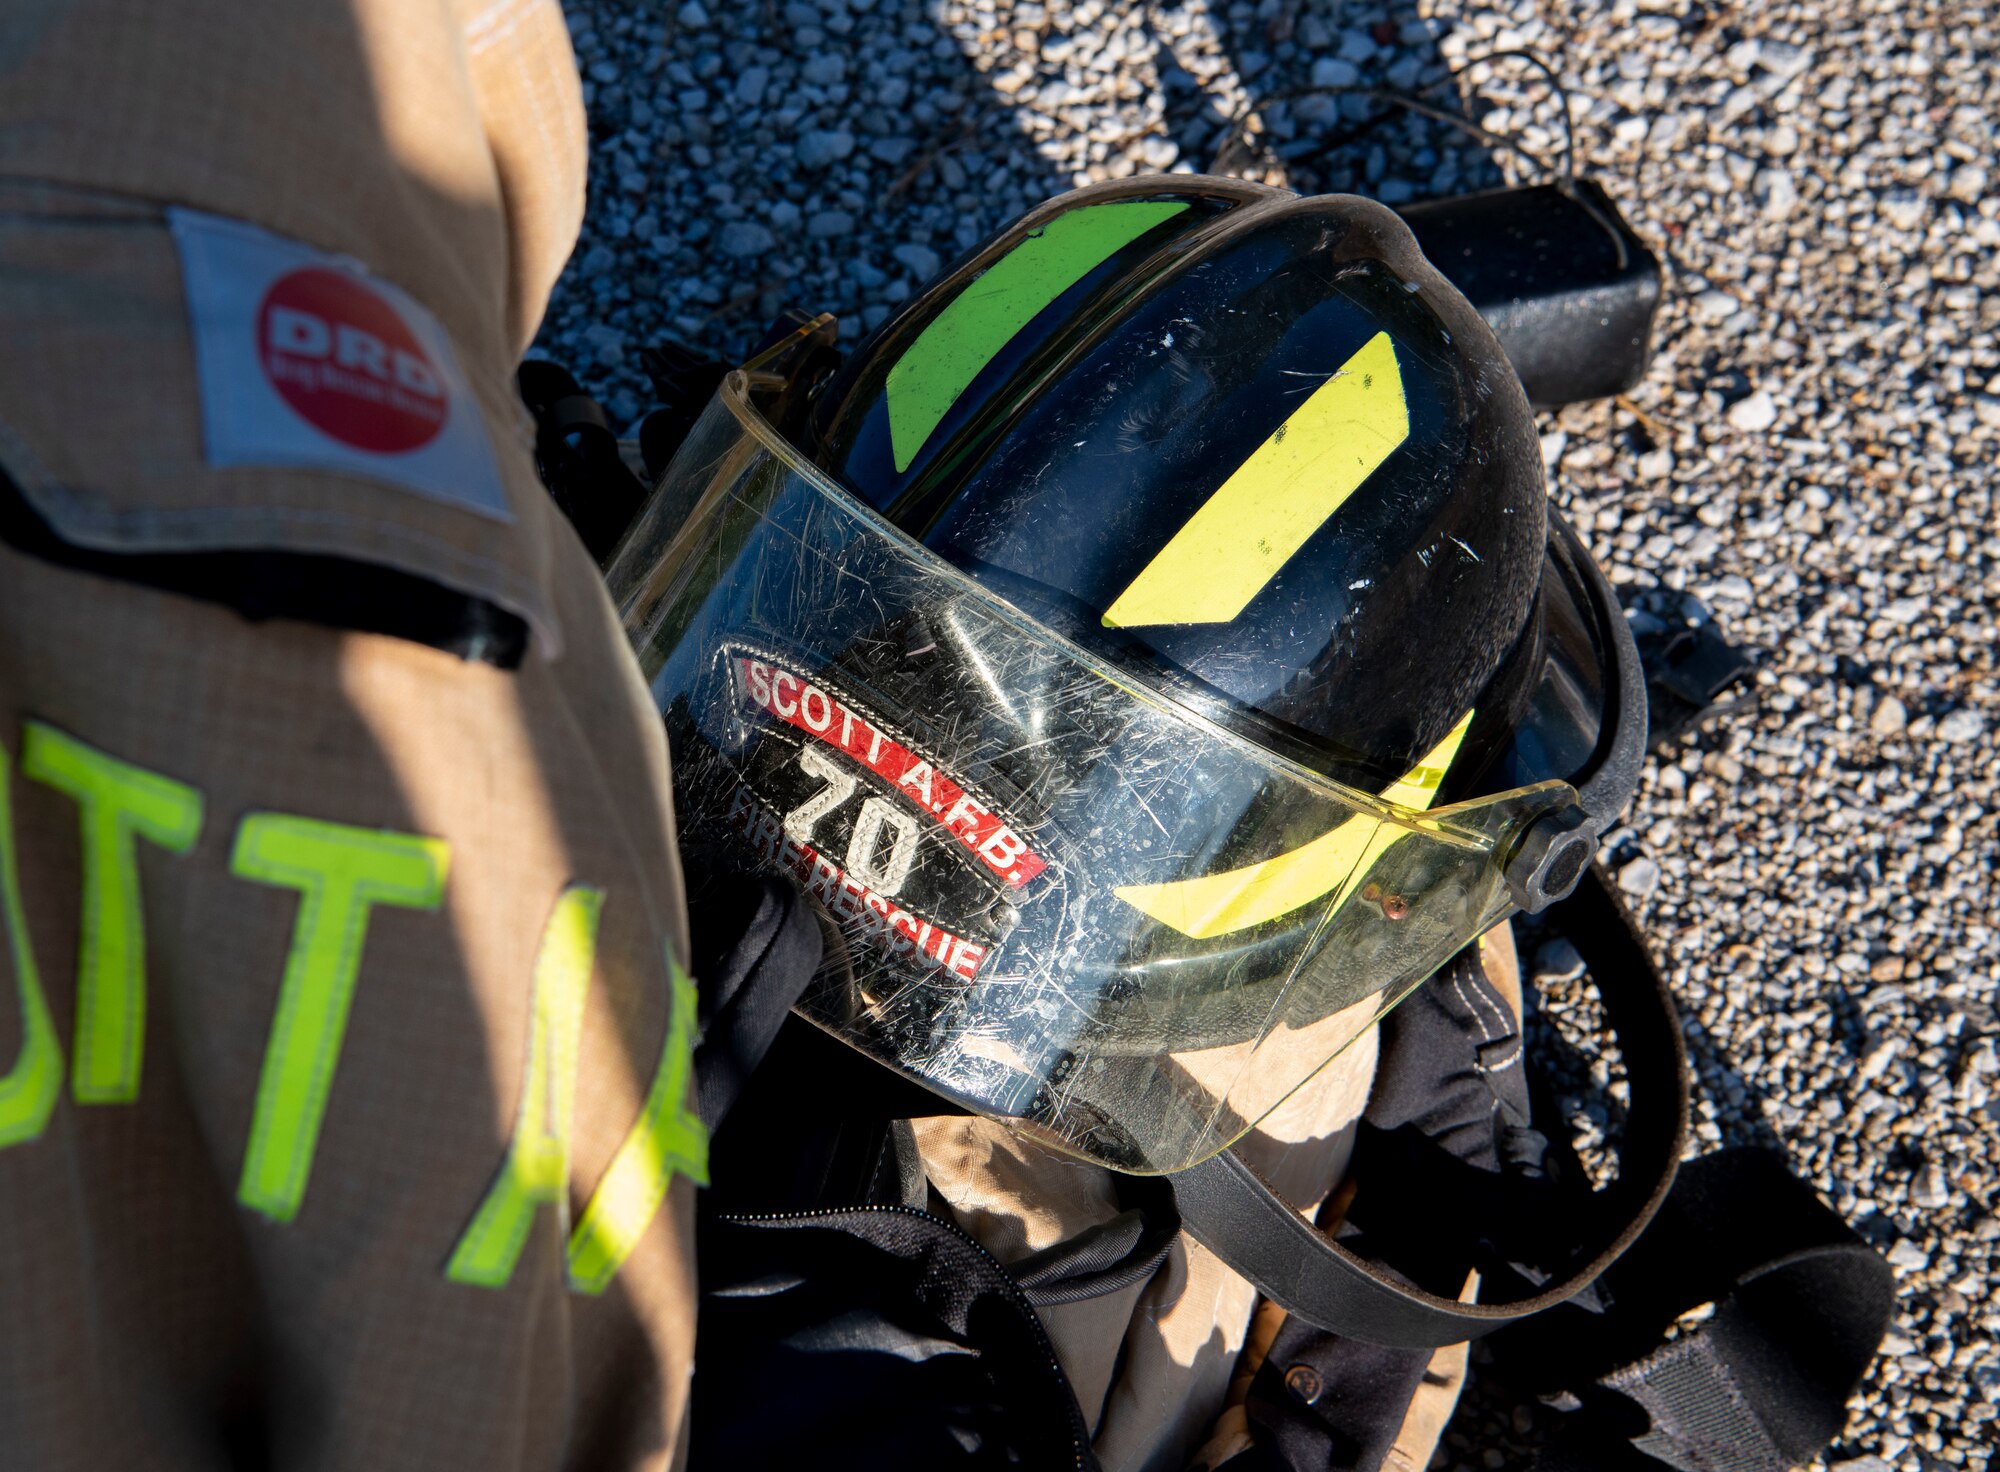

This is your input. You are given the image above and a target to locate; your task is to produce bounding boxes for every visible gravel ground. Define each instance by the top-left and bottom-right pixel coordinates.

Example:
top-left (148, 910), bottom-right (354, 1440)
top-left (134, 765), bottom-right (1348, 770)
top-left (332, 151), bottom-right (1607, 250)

top-left (541, 1), bottom-right (1999, 1466)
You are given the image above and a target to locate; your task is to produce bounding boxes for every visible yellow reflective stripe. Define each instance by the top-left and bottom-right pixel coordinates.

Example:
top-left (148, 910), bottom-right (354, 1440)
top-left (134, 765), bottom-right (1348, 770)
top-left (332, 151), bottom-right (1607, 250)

top-left (1115, 711), bottom-right (1472, 939)
top-left (231, 815), bottom-right (449, 1222)
top-left (1104, 331), bottom-right (1409, 628)
top-left (566, 947), bottom-right (708, 1295)
top-left (20, 723), bottom-right (203, 1104)
top-left (1375, 711), bottom-right (1472, 808)
top-left (1308, 712), bottom-right (1481, 922)
top-left (448, 885), bottom-right (603, 1288)
top-left (0, 739), bottom-right (60, 1148)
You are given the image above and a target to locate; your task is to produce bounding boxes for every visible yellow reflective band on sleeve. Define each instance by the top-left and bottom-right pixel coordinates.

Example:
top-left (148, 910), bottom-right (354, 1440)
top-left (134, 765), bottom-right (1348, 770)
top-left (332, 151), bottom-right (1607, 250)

top-left (0, 739), bottom-right (60, 1149)
top-left (1104, 331), bottom-right (1409, 629)
top-left (448, 885), bottom-right (603, 1289)
top-left (566, 947), bottom-right (708, 1295)
top-left (1114, 711), bottom-right (1472, 939)
top-left (231, 814), bottom-right (449, 1223)
top-left (20, 723), bottom-right (203, 1104)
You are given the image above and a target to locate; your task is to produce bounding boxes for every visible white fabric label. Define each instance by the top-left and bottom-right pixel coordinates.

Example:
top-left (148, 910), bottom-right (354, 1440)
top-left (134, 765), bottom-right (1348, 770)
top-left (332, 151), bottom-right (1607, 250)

top-left (168, 209), bottom-right (512, 522)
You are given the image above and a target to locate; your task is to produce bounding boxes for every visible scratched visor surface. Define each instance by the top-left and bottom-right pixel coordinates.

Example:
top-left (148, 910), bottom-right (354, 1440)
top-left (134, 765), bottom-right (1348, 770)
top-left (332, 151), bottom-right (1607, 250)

top-left (615, 374), bottom-right (1572, 1173)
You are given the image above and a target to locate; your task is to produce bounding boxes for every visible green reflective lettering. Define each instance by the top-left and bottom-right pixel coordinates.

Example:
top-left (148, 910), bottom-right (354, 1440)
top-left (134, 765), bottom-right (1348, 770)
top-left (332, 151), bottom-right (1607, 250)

top-left (566, 946), bottom-right (708, 1295)
top-left (0, 739), bottom-right (60, 1147)
top-left (447, 885), bottom-right (603, 1288)
top-left (21, 723), bottom-right (203, 1103)
top-left (231, 814), bottom-right (448, 1222)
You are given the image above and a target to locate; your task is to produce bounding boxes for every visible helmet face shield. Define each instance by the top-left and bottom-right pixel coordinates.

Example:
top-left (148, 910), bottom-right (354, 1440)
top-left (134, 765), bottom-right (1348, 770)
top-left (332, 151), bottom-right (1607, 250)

top-left (611, 372), bottom-right (1576, 1173)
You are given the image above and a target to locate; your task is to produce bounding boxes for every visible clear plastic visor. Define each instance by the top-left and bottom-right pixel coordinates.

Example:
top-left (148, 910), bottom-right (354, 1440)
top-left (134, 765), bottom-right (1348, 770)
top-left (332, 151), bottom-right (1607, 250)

top-left (608, 371), bottom-right (1576, 1173)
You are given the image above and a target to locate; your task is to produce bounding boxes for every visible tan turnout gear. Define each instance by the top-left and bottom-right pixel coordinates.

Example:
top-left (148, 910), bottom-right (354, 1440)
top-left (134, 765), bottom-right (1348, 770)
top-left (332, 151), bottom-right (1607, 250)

top-left (0, 2), bottom-right (703, 1467)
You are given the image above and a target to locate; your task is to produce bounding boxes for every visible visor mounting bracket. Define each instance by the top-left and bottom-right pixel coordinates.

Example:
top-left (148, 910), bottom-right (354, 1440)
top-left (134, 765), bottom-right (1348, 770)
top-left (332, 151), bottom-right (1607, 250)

top-left (1505, 806), bottom-right (1595, 913)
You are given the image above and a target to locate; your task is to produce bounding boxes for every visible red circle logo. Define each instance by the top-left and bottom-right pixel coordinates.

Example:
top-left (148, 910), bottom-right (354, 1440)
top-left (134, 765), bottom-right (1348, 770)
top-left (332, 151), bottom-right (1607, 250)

top-left (257, 267), bottom-right (448, 454)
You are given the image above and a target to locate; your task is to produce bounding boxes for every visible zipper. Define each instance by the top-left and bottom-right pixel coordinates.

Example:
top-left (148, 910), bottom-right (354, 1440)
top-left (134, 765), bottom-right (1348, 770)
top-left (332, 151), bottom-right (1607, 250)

top-left (719, 1201), bottom-right (1096, 1470)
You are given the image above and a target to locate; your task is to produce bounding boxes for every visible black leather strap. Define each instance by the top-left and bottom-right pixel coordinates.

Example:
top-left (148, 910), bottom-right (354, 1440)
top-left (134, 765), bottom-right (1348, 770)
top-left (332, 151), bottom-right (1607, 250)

top-left (1171, 864), bottom-right (1689, 1349)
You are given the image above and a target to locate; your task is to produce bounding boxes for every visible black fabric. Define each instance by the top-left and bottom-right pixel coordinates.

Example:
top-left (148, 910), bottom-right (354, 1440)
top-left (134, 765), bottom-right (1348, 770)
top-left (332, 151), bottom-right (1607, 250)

top-left (1202, 941), bottom-right (1544, 1472)
top-left (1008, 1175), bottom-right (1182, 1310)
top-left (1338, 946), bottom-right (1578, 1315)
top-left (684, 878), bottom-right (1185, 1472)
top-left (1362, 941), bottom-right (1537, 1173)
top-left (1203, 939), bottom-right (1547, 1472)
top-left (703, 1009), bottom-right (968, 1212)
top-left (1172, 864), bottom-right (1689, 1351)
top-left (0, 465), bottom-right (529, 666)
top-left (683, 869), bottom-right (1884, 1472)
top-left (1217, 1322), bottom-right (1443, 1472)
top-left (1510, 1148), bottom-right (1895, 1472)
top-left (517, 358), bottom-right (648, 563)
top-left (691, 1205), bottom-right (1099, 1471)
top-left (686, 875), bottom-right (824, 1133)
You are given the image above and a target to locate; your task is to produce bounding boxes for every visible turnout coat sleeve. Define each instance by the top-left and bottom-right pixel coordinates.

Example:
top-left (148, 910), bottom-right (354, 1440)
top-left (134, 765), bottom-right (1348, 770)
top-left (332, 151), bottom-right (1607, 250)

top-left (0, 3), bottom-right (705, 1469)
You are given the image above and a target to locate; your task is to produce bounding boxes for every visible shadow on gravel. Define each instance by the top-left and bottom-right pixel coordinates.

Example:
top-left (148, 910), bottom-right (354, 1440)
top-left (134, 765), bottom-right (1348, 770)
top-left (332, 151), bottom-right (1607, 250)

top-left (1680, 1014), bottom-right (1790, 1156)
top-left (545, 0), bottom-right (1559, 398)
top-left (1150, 1), bottom-right (1513, 199)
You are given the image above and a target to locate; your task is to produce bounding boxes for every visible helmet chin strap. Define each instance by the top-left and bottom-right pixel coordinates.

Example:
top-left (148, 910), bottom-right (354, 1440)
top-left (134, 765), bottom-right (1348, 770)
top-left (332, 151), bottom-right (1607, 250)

top-left (1168, 862), bottom-right (1686, 1350)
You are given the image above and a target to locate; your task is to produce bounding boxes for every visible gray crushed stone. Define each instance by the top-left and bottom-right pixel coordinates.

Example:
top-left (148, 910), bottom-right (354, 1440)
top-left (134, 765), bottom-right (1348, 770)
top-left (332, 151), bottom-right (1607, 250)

top-left (543, 1), bottom-right (1999, 1467)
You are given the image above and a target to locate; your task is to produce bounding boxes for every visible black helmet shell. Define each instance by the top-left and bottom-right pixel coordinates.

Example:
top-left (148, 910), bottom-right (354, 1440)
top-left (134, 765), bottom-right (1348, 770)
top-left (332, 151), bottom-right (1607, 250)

top-left (809, 178), bottom-right (1556, 796)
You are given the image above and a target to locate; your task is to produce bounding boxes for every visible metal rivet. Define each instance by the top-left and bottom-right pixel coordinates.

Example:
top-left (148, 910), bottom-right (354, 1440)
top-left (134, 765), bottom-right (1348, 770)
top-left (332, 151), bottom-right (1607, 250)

top-left (1284, 1363), bottom-right (1324, 1404)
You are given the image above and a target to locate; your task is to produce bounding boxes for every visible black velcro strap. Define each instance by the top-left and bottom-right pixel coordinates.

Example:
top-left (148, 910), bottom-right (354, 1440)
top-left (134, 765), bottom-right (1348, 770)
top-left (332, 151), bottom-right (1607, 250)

top-left (0, 466), bottom-right (529, 667)
top-left (1523, 1147), bottom-right (1894, 1472)
top-left (1008, 1175), bottom-right (1182, 1310)
top-left (1171, 864), bottom-right (1689, 1349)
top-left (546, 392), bottom-right (614, 437)
top-left (1612, 1333), bottom-right (1797, 1472)
top-left (517, 359), bottom-right (647, 564)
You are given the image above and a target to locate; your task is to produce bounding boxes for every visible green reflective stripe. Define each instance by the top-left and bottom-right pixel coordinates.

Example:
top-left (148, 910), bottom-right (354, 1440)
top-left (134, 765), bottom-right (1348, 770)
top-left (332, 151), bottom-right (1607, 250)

top-left (231, 815), bottom-right (449, 1222)
top-left (448, 885), bottom-right (603, 1288)
top-left (20, 723), bottom-right (203, 1104)
top-left (885, 199), bottom-right (1191, 471)
top-left (0, 740), bottom-right (60, 1148)
top-left (566, 947), bottom-right (708, 1295)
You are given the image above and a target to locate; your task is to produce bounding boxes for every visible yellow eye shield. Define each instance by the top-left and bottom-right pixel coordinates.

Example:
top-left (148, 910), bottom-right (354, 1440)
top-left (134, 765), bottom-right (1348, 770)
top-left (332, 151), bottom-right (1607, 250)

top-left (608, 369), bottom-right (1643, 1172)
